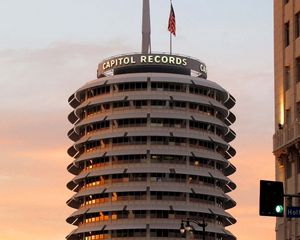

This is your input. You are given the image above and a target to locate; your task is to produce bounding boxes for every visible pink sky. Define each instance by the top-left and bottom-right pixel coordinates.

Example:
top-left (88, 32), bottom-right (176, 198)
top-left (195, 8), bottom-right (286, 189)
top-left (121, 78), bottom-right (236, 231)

top-left (0, 41), bottom-right (275, 240)
top-left (0, 1), bottom-right (275, 239)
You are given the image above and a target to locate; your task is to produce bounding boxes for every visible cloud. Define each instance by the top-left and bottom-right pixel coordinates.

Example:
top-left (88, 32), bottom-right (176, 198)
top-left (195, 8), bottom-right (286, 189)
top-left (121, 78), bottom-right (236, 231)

top-left (0, 41), bottom-right (132, 111)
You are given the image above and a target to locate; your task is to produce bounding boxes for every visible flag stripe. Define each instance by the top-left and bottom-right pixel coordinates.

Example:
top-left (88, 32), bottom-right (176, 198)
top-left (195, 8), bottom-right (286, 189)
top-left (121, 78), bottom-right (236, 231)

top-left (168, 4), bottom-right (176, 36)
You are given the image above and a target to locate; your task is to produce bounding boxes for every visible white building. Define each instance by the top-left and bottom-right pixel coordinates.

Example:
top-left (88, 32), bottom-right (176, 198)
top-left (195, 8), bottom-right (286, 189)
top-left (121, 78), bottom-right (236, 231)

top-left (66, 2), bottom-right (237, 240)
top-left (273, 0), bottom-right (300, 239)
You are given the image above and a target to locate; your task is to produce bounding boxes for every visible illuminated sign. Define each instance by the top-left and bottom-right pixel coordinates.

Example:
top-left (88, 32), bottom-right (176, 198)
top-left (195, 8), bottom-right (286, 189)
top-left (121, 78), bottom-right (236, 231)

top-left (98, 53), bottom-right (207, 78)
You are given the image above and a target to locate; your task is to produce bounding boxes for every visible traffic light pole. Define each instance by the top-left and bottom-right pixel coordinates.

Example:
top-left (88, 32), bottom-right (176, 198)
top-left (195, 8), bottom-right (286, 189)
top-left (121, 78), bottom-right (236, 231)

top-left (260, 180), bottom-right (300, 217)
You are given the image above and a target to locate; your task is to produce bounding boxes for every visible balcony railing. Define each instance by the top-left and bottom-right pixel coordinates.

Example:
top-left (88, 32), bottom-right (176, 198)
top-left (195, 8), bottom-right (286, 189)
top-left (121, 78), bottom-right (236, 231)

top-left (273, 122), bottom-right (300, 151)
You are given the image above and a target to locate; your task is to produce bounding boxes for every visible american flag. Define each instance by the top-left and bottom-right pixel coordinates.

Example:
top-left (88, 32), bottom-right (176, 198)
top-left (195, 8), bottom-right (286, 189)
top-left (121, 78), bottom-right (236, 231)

top-left (168, 3), bottom-right (176, 36)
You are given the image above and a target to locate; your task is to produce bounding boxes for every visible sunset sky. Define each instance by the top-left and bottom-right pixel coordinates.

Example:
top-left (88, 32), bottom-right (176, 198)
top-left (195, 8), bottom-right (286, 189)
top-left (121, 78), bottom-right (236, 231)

top-left (0, 0), bottom-right (275, 239)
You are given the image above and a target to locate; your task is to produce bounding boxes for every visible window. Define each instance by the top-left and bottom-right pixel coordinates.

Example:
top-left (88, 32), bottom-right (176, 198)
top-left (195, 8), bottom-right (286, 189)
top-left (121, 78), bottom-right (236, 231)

top-left (134, 100), bottom-right (147, 108)
top-left (87, 86), bottom-right (110, 98)
top-left (85, 157), bottom-right (109, 169)
top-left (286, 109), bottom-right (291, 125)
top-left (116, 118), bottom-right (147, 128)
top-left (173, 101), bottom-right (186, 108)
top-left (285, 22), bottom-right (290, 47)
top-left (113, 101), bottom-right (129, 109)
top-left (151, 82), bottom-right (186, 92)
top-left (296, 12), bottom-right (300, 38)
top-left (286, 159), bottom-right (292, 179)
top-left (117, 82), bottom-right (147, 92)
top-left (86, 121), bottom-right (110, 133)
top-left (297, 155), bottom-right (300, 174)
top-left (151, 100), bottom-right (166, 107)
top-left (86, 105), bottom-right (101, 116)
top-left (133, 210), bottom-right (146, 218)
top-left (297, 102), bottom-right (300, 121)
top-left (112, 229), bottom-right (146, 238)
top-left (86, 141), bottom-right (100, 151)
top-left (296, 58), bottom-right (300, 82)
top-left (284, 66), bottom-right (291, 90)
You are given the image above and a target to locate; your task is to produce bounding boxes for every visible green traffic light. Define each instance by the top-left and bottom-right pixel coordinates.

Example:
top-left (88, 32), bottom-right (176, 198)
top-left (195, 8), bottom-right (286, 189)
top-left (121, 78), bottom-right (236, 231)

top-left (275, 205), bottom-right (284, 214)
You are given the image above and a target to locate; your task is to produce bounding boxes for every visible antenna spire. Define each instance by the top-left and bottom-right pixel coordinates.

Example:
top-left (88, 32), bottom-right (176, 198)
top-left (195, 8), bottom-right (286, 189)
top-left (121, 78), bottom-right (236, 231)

top-left (142, 0), bottom-right (151, 54)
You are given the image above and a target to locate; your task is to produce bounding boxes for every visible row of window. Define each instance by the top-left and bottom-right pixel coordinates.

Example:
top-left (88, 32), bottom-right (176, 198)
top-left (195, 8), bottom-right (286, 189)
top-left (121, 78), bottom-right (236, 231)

top-left (282, 102), bottom-right (300, 127)
top-left (83, 136), bottom-right (217, 153)
top-left (284, 10), bottom-right (300, 48)
top-left (83, 173), bottom-right (220, 189)
top-left (84, 231), bottom-right (222, 240)
top-left (83, 210), bottom-right (219, 223)
top-left (82, 155), bottom-right (222, 172)
top-left (82, 209), bottom-right (225, 239)
top-left (81, 155), bottom-right (223, 176)
top-left (81, 192), bottom-right (220, 208)
top-left (84, 229), bottom-right (222, 240)
top-left (282, 7), bottom-right (300, 89)
top-left (84, 229), bottom-right (146, 240)
top-left (83, 208), bottom-right (223, 224)
top-left (82, 100), bottom-right (216, 119)
top-left (81, 82), bottom-right (222, 102)
top-left (83, 118), bottom-right (222, 136)
top-left (283, 60), bottom-right (300, 90)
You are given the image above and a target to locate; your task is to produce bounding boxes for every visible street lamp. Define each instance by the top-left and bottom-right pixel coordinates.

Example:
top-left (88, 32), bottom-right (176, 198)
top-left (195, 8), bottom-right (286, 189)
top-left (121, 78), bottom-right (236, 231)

top-left (180, 218), bottom-right (207, 240)
top-left (180, 222), bottom-right (185, 234)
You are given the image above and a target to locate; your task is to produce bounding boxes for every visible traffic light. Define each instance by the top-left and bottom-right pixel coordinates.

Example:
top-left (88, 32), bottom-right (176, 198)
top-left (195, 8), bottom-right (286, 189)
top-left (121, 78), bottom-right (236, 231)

top-left (259, 180), bottom-right (284, 217)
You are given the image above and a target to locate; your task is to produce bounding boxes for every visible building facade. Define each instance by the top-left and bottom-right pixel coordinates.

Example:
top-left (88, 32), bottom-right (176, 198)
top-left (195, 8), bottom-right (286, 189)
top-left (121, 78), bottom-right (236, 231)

top-left (66, 53), bottom-right (237, 240)
top-left (274, 0), bottom-right (300, 239)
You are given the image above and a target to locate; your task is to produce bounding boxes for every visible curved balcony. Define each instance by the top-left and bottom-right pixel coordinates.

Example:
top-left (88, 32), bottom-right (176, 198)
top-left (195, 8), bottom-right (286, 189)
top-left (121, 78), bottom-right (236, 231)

top-left (67, 55), bottom-right (237, 240)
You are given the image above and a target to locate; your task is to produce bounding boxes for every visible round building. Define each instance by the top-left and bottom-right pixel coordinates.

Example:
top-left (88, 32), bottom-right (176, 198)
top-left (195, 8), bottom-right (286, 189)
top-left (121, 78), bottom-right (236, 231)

top-left (66, 53), bottom-right (237, 240)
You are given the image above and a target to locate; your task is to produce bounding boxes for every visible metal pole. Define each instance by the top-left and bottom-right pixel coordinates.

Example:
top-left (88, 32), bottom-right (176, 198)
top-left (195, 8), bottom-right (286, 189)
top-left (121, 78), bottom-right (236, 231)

top-left (169, 0), bottom-right (172, 55)
top-left (142, 0), bottom-right (151, 54)
top-left (202, 222), bottom-right (206, 240)
top-left (170, 32), bottom-right (172, 55)
top-left (200, 218), bottom-right (206, 240)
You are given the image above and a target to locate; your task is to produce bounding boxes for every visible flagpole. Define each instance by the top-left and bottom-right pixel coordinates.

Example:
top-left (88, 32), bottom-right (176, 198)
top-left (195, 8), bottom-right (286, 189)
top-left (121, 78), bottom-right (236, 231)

top-left (170, 32), bottom-right (172, 55)
top-left (170, 0), bottom-right (172, 55)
